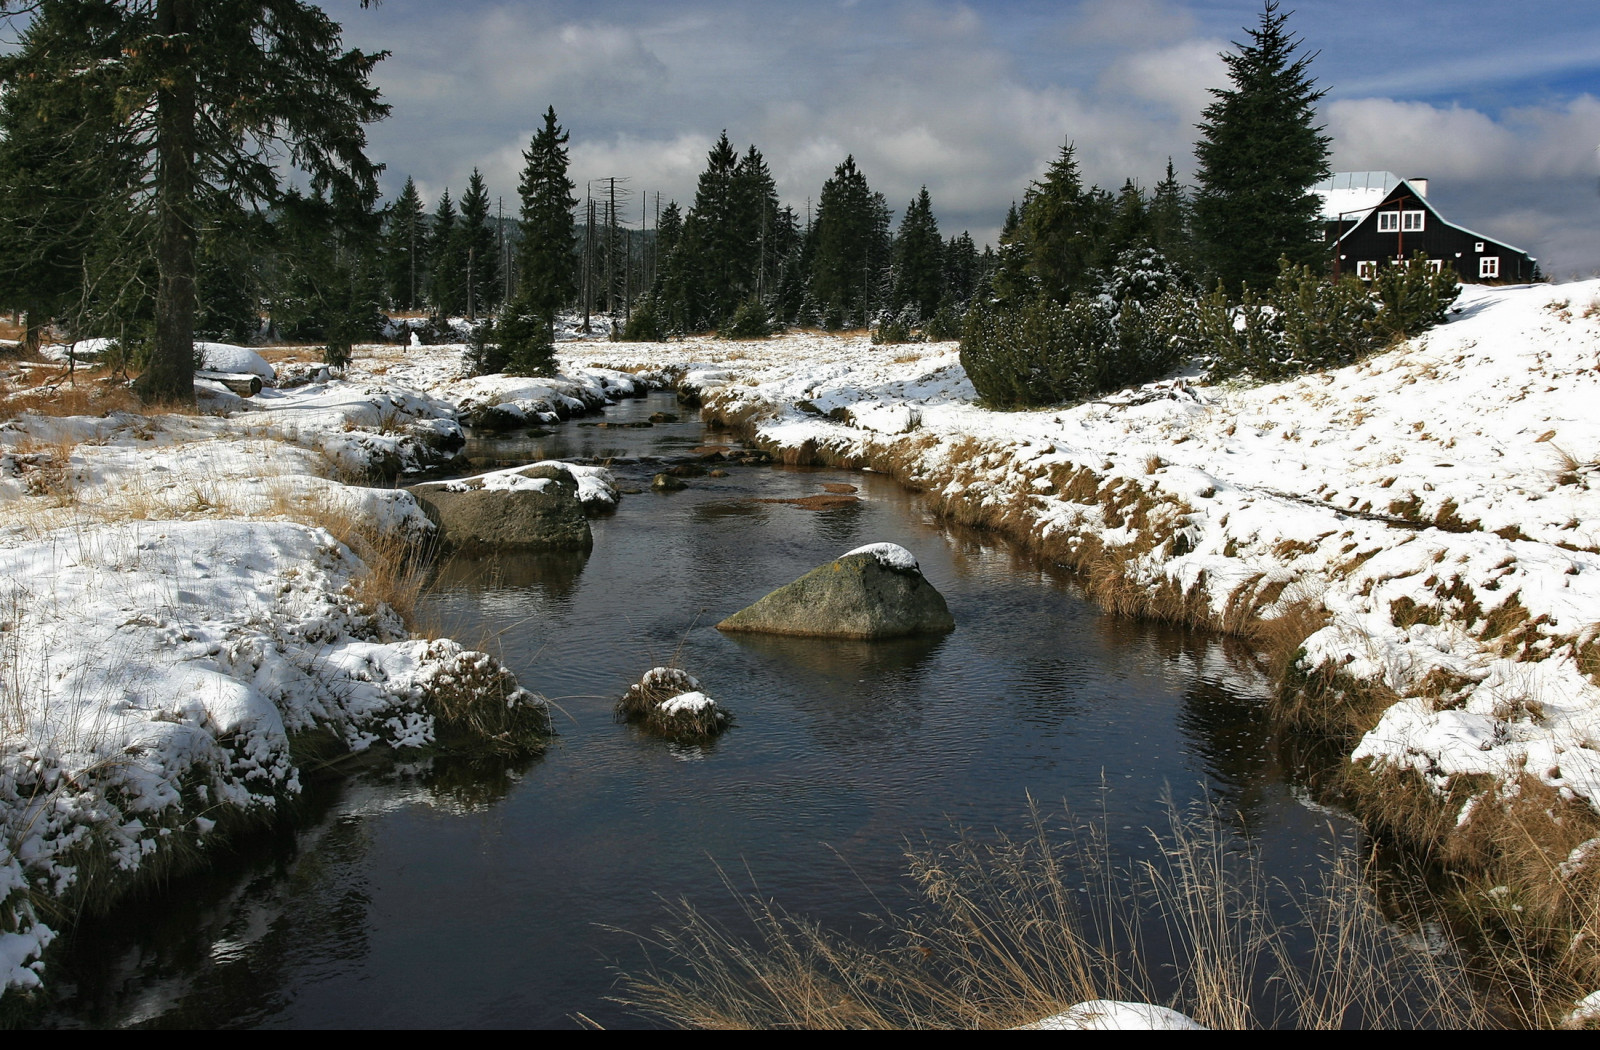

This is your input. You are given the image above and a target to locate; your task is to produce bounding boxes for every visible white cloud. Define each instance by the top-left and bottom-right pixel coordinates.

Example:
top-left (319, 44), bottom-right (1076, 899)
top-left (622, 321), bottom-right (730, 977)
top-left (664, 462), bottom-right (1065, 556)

top-left (1101, 38), bottom-right (1227, 119)
top-left (351, 1), bottom-right (1600, 272)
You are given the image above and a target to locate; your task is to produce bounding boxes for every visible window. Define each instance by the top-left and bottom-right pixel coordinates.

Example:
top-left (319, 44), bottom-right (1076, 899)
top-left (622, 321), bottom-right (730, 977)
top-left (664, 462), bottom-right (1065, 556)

top-left (1377, 209), bottom-right (1424, 233)
top-left (1427, 259), bottom-right (1443, 274)
top-left (1475, 241), bottom-right (1485, 253)
top-left (1356, 260), bottom-right (1378, 279)
top-left (1480, 256), bottom-right (1500, 279)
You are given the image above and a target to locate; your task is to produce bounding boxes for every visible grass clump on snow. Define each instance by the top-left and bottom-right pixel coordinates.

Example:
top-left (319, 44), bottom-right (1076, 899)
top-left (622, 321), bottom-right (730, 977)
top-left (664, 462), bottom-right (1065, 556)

top-left (614, 797), bottom-right (1487, 1030)
top-left (616, 667), bottom-right (730, 741)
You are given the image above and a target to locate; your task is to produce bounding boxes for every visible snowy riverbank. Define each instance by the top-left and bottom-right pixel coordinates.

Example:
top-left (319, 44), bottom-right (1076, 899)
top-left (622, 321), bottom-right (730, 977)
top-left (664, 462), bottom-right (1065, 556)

top-left (0, 344), bottom-right (644, 994)
top-left (584, 281), bottom-right (1600, 844)
top-left (5, 279), bottom-right (1598, 1005)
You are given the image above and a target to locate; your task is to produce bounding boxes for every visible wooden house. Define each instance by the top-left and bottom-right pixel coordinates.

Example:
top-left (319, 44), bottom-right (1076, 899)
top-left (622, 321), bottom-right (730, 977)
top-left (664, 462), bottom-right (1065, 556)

top-left (1315, 171), bottom-right (1537, 283)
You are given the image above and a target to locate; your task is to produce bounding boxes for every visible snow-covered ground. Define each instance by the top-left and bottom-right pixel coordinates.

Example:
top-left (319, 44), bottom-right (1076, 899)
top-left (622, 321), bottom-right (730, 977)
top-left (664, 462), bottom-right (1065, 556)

top-left (5, 284), bottom-right (1597, 998)
top-left (581, 282), bottom-right (1600, 836)
top-left (0, 340), bottom-right (644, 992)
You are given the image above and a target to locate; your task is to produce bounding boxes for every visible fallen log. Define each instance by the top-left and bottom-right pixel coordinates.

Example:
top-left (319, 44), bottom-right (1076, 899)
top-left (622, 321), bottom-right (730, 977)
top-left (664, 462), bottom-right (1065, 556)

top-left (194, 370), bottom-right (263, 396)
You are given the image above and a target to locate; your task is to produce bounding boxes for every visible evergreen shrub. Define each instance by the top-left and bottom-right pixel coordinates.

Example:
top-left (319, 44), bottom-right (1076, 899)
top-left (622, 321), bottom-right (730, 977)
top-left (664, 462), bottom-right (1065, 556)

top-left (1272, 263), bottom-right (1375, 374)
top-left (1204, 256), bottom-right (1460, 381)
top-left (959, 294), bottom-right (1111, 408)
top-left (722, 298), bottom-right (772, 339)
top-left (622, 299), bottom-right (665, 342)
top-left (924, 300), bottom-right (962, 342)
top-left (485, 306), bottom-right (555, 376)
top-left (871, 308), bottom-right (922, 345)
top-left (1369, 255), bottom-right (1460, 340)
top-left (960, 249), bottom-right (1197, 409)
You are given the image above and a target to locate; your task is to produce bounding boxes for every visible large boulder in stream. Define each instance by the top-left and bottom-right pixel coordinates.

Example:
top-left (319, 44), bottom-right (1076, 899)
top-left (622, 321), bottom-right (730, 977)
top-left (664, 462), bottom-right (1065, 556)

top-left (717, 542), bottom-right (954, 640)
top-left (407, 463), bottom-right (592, 551)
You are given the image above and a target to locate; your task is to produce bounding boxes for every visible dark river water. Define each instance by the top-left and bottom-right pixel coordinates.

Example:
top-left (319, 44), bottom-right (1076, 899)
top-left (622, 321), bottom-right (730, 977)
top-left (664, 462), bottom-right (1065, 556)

top-left (40, 392), bottom-right (1363, 1028)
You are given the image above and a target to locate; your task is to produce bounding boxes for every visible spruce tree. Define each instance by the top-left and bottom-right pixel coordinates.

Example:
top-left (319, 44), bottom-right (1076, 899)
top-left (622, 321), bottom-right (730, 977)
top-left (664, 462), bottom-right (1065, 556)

top-left (1148, 158), bottom-right (1194, 275)
top-left (515, 106), bottom-right (578, 340)
top-left (732, 144), bottom-right (781, 307)
top-left (1015, 141), bottom-right (1102, 303)
top-left (0, 0), bottom-right (386, 402)
top-left (267, 184), bottom-right (383, 365)
top-left (810, 156), bottom-right (891, 326)
top-left (383, 176), bottom-right (429, 313)
top-left (456, 168), bottom-right (499, 320)
top-left (678, 132), bottom-right (741, 326)
top-left (989, 202), bottom-right (1029, 305)
top-left (1103, 179), bottom-right (1152, 263)
top-left (0, 1), bottom-right (142, 354)
top-left (428, 189), bottom-right (462, 317)
top-left (1193, 0), bottom-right (1331, 296)
top-left (890, 187), bottom-right (943, 321)
top-left (942, 231), bottom-right (979, 308)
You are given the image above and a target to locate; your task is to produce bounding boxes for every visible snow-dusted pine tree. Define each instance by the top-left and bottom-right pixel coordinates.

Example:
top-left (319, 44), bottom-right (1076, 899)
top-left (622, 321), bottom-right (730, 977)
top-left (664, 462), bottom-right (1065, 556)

top-left (1192, 0), bottom-right (1330, 297)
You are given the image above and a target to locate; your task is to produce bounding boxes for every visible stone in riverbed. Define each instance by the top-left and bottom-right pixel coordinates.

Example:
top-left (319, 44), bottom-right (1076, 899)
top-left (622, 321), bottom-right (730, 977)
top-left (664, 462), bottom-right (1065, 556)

top-left (716, 542), bottom-right (954, 640)
top-left (407, 463), bottom-right (591, 551)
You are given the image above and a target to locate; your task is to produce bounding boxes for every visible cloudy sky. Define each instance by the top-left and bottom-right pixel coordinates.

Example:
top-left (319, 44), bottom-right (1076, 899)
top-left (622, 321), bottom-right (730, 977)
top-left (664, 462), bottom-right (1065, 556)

top-left (323, 0), bottom-right (1600, 276)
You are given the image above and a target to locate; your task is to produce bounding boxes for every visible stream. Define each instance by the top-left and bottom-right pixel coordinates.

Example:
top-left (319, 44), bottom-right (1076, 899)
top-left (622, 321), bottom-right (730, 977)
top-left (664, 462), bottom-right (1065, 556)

top-left (40, 392), bottom-right (1367, 1028)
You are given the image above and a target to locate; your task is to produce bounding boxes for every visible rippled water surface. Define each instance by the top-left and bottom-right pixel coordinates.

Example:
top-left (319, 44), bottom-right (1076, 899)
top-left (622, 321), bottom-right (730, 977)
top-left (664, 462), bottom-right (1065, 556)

top-left (43, 393), bottom-right (1357, 1028)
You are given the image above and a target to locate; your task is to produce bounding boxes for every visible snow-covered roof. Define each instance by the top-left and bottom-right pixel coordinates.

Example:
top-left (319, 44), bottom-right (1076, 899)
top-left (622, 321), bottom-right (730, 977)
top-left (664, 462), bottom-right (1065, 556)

top-left (1313, 171), bottom-right (1403, 223)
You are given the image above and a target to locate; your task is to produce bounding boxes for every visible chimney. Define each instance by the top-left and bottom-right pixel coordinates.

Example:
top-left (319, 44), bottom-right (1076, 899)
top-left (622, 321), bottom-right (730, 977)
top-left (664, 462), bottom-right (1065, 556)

top-left (1409, 177), bottom-right (1429, 198)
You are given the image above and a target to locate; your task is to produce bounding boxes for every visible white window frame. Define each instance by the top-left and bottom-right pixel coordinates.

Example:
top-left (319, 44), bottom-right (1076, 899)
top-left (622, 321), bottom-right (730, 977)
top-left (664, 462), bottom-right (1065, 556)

top-left (1377, 211), bottom-right (1400, 233)
top-left (1427, 259), bottom-right (1443, 274)
top-left (1356, 260), bottom-right (1378, 279)
top-left (1401, 210), bottom-right (1425, 232)
top-left (1475, 241), bottom-right (1485, 253)
top-left (1480, 256), bottom-right (1500, 279)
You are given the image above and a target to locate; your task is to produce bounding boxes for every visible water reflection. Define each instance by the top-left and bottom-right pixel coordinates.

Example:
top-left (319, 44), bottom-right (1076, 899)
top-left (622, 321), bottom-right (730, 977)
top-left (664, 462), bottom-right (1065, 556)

top-left (429, 548), bottom-right (590, 600)
top-left (723, 631), bottom-right (946, 682)
top-left (42, 392), bottom-right (1362, 1029)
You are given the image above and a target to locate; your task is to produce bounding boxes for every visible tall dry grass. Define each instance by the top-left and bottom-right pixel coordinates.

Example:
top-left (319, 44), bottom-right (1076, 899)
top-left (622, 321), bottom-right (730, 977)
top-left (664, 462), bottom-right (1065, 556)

top-left (614, 797), bottom-right (1487, 1030)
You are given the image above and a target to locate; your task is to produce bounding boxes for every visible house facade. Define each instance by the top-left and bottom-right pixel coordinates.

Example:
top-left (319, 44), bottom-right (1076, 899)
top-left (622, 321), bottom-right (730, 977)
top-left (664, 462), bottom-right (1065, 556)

top-left (1315, 171), bottom-right (1537, 283)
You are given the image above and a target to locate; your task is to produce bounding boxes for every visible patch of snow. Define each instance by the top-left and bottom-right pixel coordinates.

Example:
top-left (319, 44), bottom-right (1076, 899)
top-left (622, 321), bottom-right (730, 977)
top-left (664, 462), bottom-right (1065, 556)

top-left (846, 541), bottom-right (921, 573)
top-left (1022, 1000), bottom-right (1206, 1030)
top-left (196, 342), bottom-right (275, 381)
top-left (659, 691), bottom-right (714, 715)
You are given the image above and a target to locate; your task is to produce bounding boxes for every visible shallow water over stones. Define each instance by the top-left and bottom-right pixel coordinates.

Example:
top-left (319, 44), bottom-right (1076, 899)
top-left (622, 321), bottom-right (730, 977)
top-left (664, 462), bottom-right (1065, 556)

top-left (40, 393), bottom-right (1360, 1029)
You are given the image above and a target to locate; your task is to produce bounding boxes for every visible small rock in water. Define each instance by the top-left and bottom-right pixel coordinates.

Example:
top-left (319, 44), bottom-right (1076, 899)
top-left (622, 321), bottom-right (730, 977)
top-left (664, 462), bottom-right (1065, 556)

top-left (717, 541), bottom-right (954, 640)
top-left (652, 473), bottom-right (687, 491)
top-left (616, 666), bottom-right (730, 740)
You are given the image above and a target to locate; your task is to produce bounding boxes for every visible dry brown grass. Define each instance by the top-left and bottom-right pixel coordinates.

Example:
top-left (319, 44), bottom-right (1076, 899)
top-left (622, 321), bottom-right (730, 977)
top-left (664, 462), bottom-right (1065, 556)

top-left (614, 798), bottom-right (1486, 1030)
top-left (1336, 764), bottom-right (1600, 1027)
top-left (0, 371), bottom-right (140, 421)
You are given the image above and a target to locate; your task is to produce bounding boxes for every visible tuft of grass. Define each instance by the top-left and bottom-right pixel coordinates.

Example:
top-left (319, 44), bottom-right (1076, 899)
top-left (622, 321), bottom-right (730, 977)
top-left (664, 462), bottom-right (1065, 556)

top-left (422, 641), bottom-right (551, 753)
top-left (617, 666), bottom-right (730, 741)
top-left (613, 797), bottom-right (1486, 1030)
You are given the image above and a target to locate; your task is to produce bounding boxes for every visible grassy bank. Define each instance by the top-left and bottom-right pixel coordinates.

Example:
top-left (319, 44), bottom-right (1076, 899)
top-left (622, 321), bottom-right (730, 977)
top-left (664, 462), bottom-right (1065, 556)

top-left (648, 286), bottom-right (1600, 1023)
top-left (0, 380), bottom-right (549, 1010)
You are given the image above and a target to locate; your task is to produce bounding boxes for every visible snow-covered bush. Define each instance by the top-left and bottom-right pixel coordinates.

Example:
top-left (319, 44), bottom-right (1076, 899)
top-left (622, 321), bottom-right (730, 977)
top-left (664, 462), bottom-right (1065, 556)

top-left (960, 252), bottom-right (1198, 408)
top-left (622, 297), bottom-right (666, 342)
top-left (924, 299), bottom-right (963, 341)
